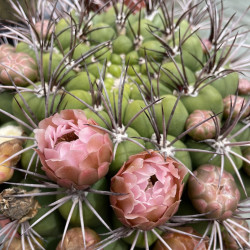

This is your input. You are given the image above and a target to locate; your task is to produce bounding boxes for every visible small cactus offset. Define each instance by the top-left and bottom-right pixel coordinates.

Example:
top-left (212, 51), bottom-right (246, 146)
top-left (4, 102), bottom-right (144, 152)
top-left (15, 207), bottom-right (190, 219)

top-left (0, 0), bottom-right (249, 249)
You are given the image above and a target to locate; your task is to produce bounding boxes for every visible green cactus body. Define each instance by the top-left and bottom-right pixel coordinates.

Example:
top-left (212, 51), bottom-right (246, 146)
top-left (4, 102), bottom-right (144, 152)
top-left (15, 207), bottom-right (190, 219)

top-left (65, 71), bottom-right (96, 91)
top-left (108, 64), bottom-right (122, 78)
top-left (138, 40), bottom-right (165, 61)
top-left (58, 178), bottom-right (109, 228)
top-left (59, 89), bottom-right (92, 110)
top-left (12, 83), bottom-right (62, 130)
top-left (21, 132), bottom-right (43, 174)
top-left (154, 95), bottom-right (189, 137)
top-left (43, 52), bottom-right (76, 84)
top-left (16, 42), bottom-right (36, 60)
top-left (180, 84), bottom-right (224, 116)
top-left (125, 51), bottom-right (139, 65)
top-left (160, 62), bottom-right (196, 89)
top-left (109, 127), bottom-right (145, 176)
top-left (123, 99), bottom-right (154, 138)
top-left (111, 54), bottom-right (123, 65)
top-left (170, 35), bottom-right (203, 72)
top-left (55, 18), bottom-right (73, 50)
top-left (186, 138), bottom-right (243, 174)
top-left (113, 35), bottom-right (133, 54)
top-left (210, 72), bottom-right (239, 98)
top-left (29, 194), bottom-right (64, 237)
top-left (89, 23), bottom-right (116, 44)
top-left (126, 19), bottom-right (156, 42)
top-left (84, 108), bottom-right (111, 129)
top-left (229, 122), bottom-right (250, 142)
top-left (0, 91), bottom-right (14, 124)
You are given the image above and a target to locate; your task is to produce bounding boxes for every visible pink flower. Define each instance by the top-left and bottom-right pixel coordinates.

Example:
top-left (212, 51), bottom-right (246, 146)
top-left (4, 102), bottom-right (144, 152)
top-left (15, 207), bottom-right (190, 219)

top-left (34, 109), bottom-right (113, 190)
top-left (110, 150), bottom-right (187, 231)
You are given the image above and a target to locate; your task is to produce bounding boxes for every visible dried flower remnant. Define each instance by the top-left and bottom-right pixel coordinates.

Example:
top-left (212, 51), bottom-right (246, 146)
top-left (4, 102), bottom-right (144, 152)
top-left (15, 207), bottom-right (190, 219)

top-left (34, 109), bottom-right (113, 190)
top-left (56, 227), bottom-right (101, 250)
top-left (0, 139), bottom-right (23, 183)
top-left (110, 150), bottom-right (187, 230)
top-left (185, 110), bottom-right (219, 141)
top-left (188, 165), bottom-right (240, 220)
top-left (153, 227), bottom-right (208, 250)
top-left (0, 188), bottom-right (40, 223)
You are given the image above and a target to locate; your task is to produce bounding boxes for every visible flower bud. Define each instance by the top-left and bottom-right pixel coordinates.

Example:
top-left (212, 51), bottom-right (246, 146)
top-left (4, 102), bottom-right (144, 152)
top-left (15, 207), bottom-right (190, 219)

top-left (238, 79), bottom-right (250, 95)
top-left (35, 109), bottom-right (113, 190)
top-left (153, 227), bottom-right (208, 250)
top-left (110, 150), bottom-right (187, 230)
top-left (185, 110), bottom-right (219, 141)
top-left (34, 20), bottom-right (53, 39)
top-left (188, 165), bottom-right (240, 220)
top-left (56, 227), bottom-right (100, 250)
top-left (0, 44), bottom-right (15, 58)
top-left (223, 95), bottom-right (250, 119)
top-left (0, 52), bottom-right (37, 86)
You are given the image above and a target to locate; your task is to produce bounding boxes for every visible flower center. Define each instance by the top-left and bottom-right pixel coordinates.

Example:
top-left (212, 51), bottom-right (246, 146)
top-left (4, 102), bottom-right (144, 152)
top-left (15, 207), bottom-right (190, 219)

top-left (56, 132), bottom-right (78, 145)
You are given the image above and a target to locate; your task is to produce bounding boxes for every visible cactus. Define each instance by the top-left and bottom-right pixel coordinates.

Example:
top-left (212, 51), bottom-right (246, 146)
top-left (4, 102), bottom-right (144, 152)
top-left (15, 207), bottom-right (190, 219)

top-left (0, 0), bottom-right (249, 249)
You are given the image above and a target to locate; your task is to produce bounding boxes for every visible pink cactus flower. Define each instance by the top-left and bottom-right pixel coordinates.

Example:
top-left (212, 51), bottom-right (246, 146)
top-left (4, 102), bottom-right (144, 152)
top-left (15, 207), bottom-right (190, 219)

top-left (34, 109), bottom-right (113, 190)
top-left (188, 165), bottom-right (241, 220)
top-left (153, 226), bottom-right (208, 250)
top-left (238, 78), bottom-right (250, 95)
top-left (223, 95), bottom-right (250, 119)
top-left (56, 227), bottom-right (101, 250)
top-left (185, 110), bottom-right (219, 141)
top-left (0, 52), bottom-right (37, 86)
top-left (110, 150), bottom-right (187, 231)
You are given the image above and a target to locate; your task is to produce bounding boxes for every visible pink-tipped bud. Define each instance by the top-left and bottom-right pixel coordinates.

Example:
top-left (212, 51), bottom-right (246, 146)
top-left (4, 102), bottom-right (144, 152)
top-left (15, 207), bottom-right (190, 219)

top-left (188, 165), bottom-right (241, 220)
top-left (0, 52), bottom-right (37, 86)
top-left (185, 110), bottom-right (219, 141)
top-left (201, 39), bottom-right (212, 53)
top-left (0, 44), bottom-right (15, 58)
top-left (34, 20), bottom-right (53, 39)
top-left (238, 79), bottom-right (250, 95)
top-left (222, 218), bottom-right (249, 249)
top-left (110, 150), bottom-right (187, 230)
top-left (56, 227), bottom-right (101, 250)
top-left (153, 227), bottom-right (208, 250)
top-left (223, 95), bottom-right (250, 119)
top-left (35, 109), bottom-right (113, 190)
